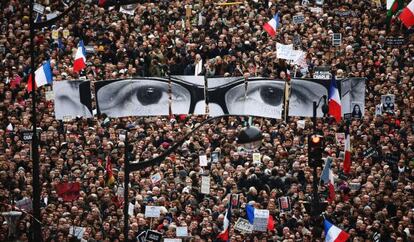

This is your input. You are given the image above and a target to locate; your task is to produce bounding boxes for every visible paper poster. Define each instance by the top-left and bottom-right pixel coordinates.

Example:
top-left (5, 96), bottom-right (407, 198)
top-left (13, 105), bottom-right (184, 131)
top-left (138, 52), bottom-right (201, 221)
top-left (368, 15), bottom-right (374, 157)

top-left (63, 29), bottom-right (70, 38)
top-left (278, 197), bottom-right (292, 212)
top-left (297, 120), bottom-right (306, 129)
top-left (375, 104), bottom-right (382, 116)
top-left (33, 3), bottom-right (45, 14)
top-left (381, 94), bottom-right (395, 114)
top-left (252, 153), bottom-right (261, 164)
top-left (231, 194), bottom-right (240, 208)
top-left (176, 226), bottom-right (188, 237)
top-left (253, 209), bottom-right (269, 232)
top-left (52, 30), bottom-right (59, 40)
top-left (151, 173), bottom-right (162, 184)
top-left (15, 198), bottom-right (32, 212)
top-left (145, 230), bottom-right (162, 242)
top-left (234, 218), bottom-right (253, 233)
top-left (293, 15), bottom-right (305, 24)
top-left (164, 239), bottom-right (182, 242)
top-left (211, 151), bottom-right (219, 163)
top-left (120, 4), bottom-right (138, 15)
top-left (276, 43), bottom-right (294, 60)
top-left (335, 133), bottom-right (345, 146)
top-left (69, 226), bottom-right (86, 239)
top-left (145, 206), bottom-right (161, 218)
top-left (332, 33), bottom-right (342, 46)
top-left (45, 90), bottom-right (54, 101)
top-left (199, 155), bottom-right (208, 166)
top-left (201, 176), bottom-right (210, 195)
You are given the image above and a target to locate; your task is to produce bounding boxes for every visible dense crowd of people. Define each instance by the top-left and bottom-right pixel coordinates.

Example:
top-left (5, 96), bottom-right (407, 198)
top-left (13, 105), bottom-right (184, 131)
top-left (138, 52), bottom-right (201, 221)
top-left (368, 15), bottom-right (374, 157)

top-left (0, 0), bottom-right (413, 241)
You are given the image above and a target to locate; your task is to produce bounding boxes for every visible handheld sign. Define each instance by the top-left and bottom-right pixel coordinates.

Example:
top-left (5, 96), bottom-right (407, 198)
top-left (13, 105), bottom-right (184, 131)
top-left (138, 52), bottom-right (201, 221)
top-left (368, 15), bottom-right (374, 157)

top-left (234, 218), bottom-right (253, 234)
top-left (144, 206), bottom-right (161, 218)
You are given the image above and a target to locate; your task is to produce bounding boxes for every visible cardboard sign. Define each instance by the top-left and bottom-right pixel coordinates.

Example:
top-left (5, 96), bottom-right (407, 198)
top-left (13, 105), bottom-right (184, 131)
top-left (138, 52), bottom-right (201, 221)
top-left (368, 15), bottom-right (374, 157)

top-left (176, 226), bottom-right (188, 237)
top-left (145, 230), bottom-right (162, 242)
top-left (293, 15), bottom-right (305, 24)
top-left (385, 37), bottom-right (405, 46)
top-left (199, 155), bottom-right (208, 166)
top-left (332, 33), bottom-right (342, 46)
top-left (313, 66), bottom-right (331, 79)
top-left (234, 218), bottom-right (253, 234)
top-left (145, 206), bottom-right (161, 218)
top-left (252, 153), bottom-right (261, 164)
top-left (278, 197), bottom-right (292, 212)
top-left (253, 209), bottom-right (269, 232)
top-left (201, 176), bottom-right (210, 194)
top-left (151, 173), bottom-right (162, 184)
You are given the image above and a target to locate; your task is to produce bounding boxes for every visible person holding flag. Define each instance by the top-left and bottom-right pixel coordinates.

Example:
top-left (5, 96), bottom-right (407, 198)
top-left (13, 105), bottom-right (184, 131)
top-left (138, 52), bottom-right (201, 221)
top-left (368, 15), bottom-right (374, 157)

top-left (217, 202), bottom-right (232, 241)
top-left (263, 13), bottom-right (280, 37)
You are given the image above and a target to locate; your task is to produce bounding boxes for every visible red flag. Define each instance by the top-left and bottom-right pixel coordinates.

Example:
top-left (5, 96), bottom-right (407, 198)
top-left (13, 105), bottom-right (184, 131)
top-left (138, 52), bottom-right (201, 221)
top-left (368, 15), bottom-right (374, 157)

top-left (267, 215), bottom-right (275, 231)
top-left (27, 74), bottom-right (37, 93)
top-left (343, 133), bottom-right (351, 174)
top-left (55, 182), bottom-right (80, 202)
top-left (106, 156), bottom-right (115, 185)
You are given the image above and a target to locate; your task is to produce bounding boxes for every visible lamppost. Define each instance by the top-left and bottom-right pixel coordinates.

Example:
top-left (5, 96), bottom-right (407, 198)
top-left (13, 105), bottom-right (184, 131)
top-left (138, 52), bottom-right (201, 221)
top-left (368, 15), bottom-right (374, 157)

top-left (309, 96), bottom-right (328, 218)
top-left (123, 115), bottom-right (263, 239)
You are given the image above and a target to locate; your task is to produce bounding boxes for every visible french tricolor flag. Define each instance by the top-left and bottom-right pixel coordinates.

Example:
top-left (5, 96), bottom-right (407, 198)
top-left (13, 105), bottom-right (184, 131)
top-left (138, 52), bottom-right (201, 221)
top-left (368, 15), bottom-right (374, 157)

top-left (343, 132), bottom-right (351, 175)
top-left (27, 60), bottom-right (53, 92)
top-left (73, 40), bottom-right (87, 73)
top-left (324, 219), bottom-right (350, 242)
top-left (321, 157), bottom-right (335, 203)
top-left (246, 204), bottom-right (275, 231)
top-left (263, 13), bottom-right (280, 37)
top-left (328, 76), bottom-right (342, 123)
top-left (217, 203), bottom-right (232, 241)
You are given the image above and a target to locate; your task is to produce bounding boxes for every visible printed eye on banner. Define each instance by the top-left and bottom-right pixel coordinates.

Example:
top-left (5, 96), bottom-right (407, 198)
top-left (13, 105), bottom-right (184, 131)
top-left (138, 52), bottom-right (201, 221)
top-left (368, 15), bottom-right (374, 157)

top-left (53, 80), bottom-right (93, 120)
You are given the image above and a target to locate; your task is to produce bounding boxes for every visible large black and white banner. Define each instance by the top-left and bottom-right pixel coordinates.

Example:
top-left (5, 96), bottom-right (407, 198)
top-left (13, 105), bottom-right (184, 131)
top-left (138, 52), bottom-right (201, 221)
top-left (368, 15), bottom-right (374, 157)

top-left (53, 80), bottom-right (93, 120)
top-left (55, 77), bottom-right (365, 120)
top-left (95, 77), bottom-right (285, 119)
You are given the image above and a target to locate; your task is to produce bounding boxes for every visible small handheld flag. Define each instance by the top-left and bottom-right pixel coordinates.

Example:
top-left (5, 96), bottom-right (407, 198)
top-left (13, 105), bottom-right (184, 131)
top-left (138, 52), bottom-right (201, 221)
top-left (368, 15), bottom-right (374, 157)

top-left (27, 60), bottom-right (53, 92)
top-left (217, 202), bottom-right (232, 241)
top-left (324, 219), bottom-right (350, 242)
top-left (73, 40), bottom-right (87, 73)
top-left (263, 13), bottom-right (280, 37)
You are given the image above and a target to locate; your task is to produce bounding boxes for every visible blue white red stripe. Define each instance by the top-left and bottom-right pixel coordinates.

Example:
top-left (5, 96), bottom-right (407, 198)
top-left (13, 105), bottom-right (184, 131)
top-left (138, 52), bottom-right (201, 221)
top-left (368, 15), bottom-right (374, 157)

top-left (27, 60), bottom-right (53, 92)
top-left (217, 203), bottom-right (232, 241)
top-left (328, 76), bottom-right (342, 122)
top-left (321, 157), bottom-right (335, 203)
top-left (263, 13), bottom-right (280, 37)
top-left (324, 219), bottom-right (350, 242)
top-left (73, 40), bottom-right (87, 73)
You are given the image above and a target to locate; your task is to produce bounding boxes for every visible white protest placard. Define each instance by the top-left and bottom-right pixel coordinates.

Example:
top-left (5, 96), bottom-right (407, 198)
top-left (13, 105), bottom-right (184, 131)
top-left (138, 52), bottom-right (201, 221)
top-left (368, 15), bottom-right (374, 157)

top-left (297, 120), bottom-right (306, 129)
top-left (252, 153), bottom-right (261, 164)
top-left (145, 206), bottom-right (161, 218)
top-left (199, 155), bottom-right (208, 166)
top-left (310, 7), bottom-right (323, 14)
top-left (234, 218), bottom-right (253, 234)
top-left (176, 226), bottom-right (188, 237)
top-left (164, 239), bottom-right (182, 242)
top-left (276, 43), bottom-right (294, 60)
top-left (33, 3), bottom-right (45, 14)
top-left (151, 173), bottom-right (162, 184)
top-left (293, 15), bottom-right (305, 24)
top-left (46, 11), bottom-right (60, 21)
top-left (119, 4), bottom-right (138, 15)
top-left (128, 202), bottom-right (135, 216)
top-left (290, 49), bottom-right (305, 62)
top-left (45, 90), bottom-right (54, 101)
top-left (201, 176), bottom-right (210, 194)
top-left (15, 198), bottom-right (32, 212)
top-left (69, 226), bottom-right (86, 239)
top-left (253, 209), bottom-right (269, 232)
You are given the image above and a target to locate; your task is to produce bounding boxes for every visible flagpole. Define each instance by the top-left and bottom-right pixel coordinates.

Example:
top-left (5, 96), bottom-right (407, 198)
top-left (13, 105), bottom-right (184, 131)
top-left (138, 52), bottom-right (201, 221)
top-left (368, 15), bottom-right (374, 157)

top-left (30, 0), bottom-right (42, 241)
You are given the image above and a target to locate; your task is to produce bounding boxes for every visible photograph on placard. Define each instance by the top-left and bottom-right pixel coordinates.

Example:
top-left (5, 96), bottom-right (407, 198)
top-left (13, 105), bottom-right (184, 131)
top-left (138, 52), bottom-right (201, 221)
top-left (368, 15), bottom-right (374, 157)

top-left (53, 80), bottom-right (93, 120)
top-left (341, 78), bottom-right (366, 118)
top-left (381, 94), bottom-right (395, 114)
top-left (351, 102), bottom-right (363, 119)
top-left (288, 79), bottom-right (328, 117)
